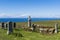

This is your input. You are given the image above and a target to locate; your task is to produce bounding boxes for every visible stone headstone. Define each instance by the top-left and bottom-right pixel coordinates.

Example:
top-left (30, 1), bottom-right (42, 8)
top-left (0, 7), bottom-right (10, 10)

top-left (32, 24), bottom-right (36, 31)
top-left (7, 22), bottom-right (13, 35)
top-left (5, 23), bottom-right (8, 29)
top-left (13, 22), bottom-right (16, 28)
top-left (28, 16), bottom-right (31, 27)
top-left (6, 23), bottom-right (8, 28)
top-left (55, 23), bottom-right (58, 33)
top-left (1, 22), bottom-right (5, 29)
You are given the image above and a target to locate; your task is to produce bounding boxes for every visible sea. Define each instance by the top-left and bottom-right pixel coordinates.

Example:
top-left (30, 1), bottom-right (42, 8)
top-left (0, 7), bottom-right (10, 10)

top-left (0, 18), bottom-right (60, 22)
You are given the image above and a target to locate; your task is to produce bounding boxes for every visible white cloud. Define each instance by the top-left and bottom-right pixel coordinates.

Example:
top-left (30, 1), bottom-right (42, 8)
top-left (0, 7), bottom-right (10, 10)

top-left (0, 13), bottom-right (31, 18)
top-left (0, 13), bottom-right (60, 18)
top-left (0, 13), bottom-right (10, 18)
top-left (20, 14), bottom-right (30, 17)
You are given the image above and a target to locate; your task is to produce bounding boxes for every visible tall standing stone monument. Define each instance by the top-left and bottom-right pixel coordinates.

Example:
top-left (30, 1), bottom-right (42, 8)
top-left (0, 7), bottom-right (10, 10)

top-left (28, 16), bottom-right (31, 28)
top-left (55, 23), bottom-right (58, 33)
top-left (7, 22), bottom-right (13, 35)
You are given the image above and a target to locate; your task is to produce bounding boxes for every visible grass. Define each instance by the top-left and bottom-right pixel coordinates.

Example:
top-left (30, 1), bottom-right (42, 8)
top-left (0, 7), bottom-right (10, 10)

top-left (0, 28), bottom-right (60, 40)
top-left (17, 20), bottom-right (60, 28)
top-left (0, 20), bottom-right (60, 40)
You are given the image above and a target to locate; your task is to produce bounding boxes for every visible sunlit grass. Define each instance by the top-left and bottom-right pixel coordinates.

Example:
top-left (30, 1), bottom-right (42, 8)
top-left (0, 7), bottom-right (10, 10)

top-left (0, 28), bottom-right (60, 40)
top-left (0, 20), bottom-right (60, 40)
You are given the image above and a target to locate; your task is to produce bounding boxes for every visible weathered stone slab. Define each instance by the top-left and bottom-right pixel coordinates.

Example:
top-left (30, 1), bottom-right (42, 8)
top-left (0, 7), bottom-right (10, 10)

top-left (55, 23), bottom-right (58, 33)
top-left (13, 22), bottom-right (16, 28)
top-left (28, 16), bottom-right (31, 27)
top-left (1, 22), bottom-right (5, 29)
top-left (5, 23), bottom-right (8, 29)
top-left (32, 24), bottom-right (36, 31)
top-left (7, 22), bottom-right (13, 35)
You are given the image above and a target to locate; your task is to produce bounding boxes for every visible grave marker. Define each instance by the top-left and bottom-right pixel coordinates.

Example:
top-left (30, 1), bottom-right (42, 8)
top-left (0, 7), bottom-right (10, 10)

top-left (7, 22), bottom-right (13, 35)
top-left (28, 16), bottom-right (31, 28)
top-left (1, 22), bottom-right (4, 29)
top-left (5, 23), bottom-right (8, 29)
top-left (32, 24), bottom-right (36, 31)
top-left (55, 23), bottom-right (58, 33)
top-left (13, 22), bottom-right (16, 28)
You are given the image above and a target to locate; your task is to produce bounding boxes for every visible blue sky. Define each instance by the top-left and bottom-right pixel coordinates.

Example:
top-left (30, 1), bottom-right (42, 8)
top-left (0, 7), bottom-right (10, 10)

top-left (0, 0), bottom-right (60, 18)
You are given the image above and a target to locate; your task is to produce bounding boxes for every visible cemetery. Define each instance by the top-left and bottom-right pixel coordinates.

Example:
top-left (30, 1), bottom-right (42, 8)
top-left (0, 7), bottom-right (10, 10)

top-left (0, 0), bottom-right (59, 40)
top-left (0, 16), bottom-right (60, 40)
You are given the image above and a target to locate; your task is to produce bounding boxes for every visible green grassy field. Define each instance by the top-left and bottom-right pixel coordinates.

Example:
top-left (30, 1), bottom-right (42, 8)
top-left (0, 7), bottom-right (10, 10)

top-left (17, 20), bottom-right (60, 28)
top-left (0, 20), bottom-right (60, 40)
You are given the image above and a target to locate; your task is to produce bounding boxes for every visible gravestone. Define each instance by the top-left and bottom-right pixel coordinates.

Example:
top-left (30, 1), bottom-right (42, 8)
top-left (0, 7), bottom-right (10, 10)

top-left (55, 23), bottom-right (58, 33)
top-left (5, 23), bottom-right (8, 29)
top-left (13, 22), bottom-right (16, 28)
top-left (28, 16), bottom-right (31, 28)
top-left (32, 24), bottom-right (36, 31)
top-left (7, 22), bottom-right (13, 35)
top-left (1, 22), bottom-right (5, 29)
top-left (6, 23), bottom-right (8, 28)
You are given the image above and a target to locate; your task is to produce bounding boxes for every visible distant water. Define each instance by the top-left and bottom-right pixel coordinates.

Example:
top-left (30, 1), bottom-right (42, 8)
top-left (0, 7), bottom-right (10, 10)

top-left (0, 18), bottom-right (60, 22)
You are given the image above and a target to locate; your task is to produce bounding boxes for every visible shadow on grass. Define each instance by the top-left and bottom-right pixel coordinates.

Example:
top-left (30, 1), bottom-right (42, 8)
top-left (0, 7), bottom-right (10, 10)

top-left (12, 32), bottom-right (24, 37)
top-left (14, 28), bottom-right (23, 31)
top-left (14, 29), bottom-right (20, 31)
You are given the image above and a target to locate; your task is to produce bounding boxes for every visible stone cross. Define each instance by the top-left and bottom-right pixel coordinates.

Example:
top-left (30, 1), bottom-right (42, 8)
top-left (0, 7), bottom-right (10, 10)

top-left (7, 22), bottom-right (13, 35)
top-left (28, 16), bottom-right (31, 28)
top-left (55, 23), bottom-right (58, 33)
